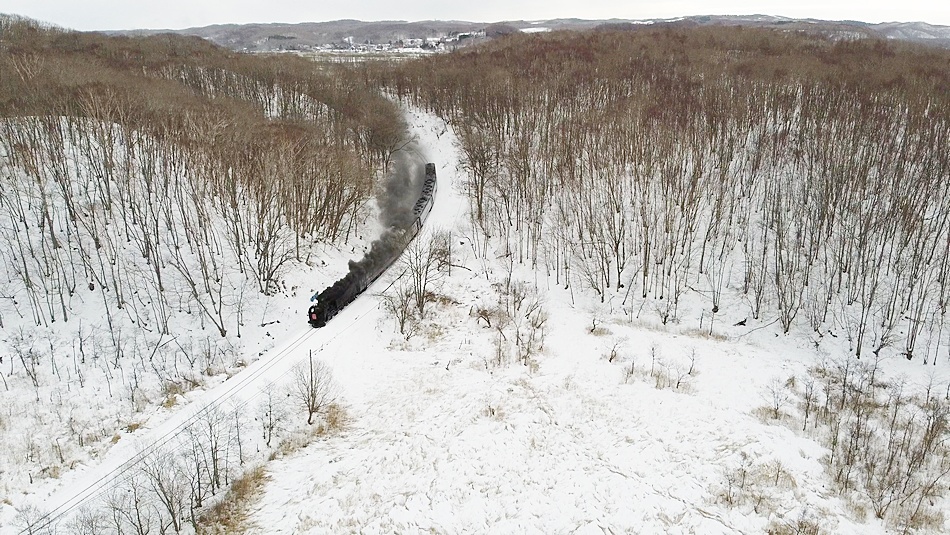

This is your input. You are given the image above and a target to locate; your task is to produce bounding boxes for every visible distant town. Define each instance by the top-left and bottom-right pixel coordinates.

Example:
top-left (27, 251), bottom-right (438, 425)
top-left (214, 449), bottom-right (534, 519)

top-left (303, 30), bottom-right (489, 53)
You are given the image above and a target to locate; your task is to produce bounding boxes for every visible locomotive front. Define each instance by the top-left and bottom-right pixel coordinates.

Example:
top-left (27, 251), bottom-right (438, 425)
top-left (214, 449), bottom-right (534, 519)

top-left (308, 301), bottom-right (328, 327)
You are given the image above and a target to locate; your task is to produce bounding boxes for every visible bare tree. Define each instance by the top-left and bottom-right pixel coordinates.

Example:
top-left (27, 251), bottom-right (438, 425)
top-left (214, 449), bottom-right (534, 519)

top-left (11, 504), bottom-right (53, 535)
top-left (66, 506), bottom-right (109, 535)
top-left (456, 123), bottom-right (499, 224)
top-left (381, 278), bottom-right (418, 339)
top-left (181, 404), bottom-right (233, 522)
top-left (105, 471), bottom-right (159, 535)
top-left (140, 448), bottom-right (188, 534)
top-left (400, 233), bottom-right (448, 317)
top-left (764, 377), bottom-right (790, 420)
top-left (291, 352), bottom-right (335, 425)
top-left (257, 386), bottom-right (287, 448)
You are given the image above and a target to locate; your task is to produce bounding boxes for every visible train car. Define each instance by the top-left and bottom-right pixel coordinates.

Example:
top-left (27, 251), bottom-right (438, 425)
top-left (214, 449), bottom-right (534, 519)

top-left (409, 164), bottom-right (438, 236)
top-left (308, 163), bottom-right (437, 328)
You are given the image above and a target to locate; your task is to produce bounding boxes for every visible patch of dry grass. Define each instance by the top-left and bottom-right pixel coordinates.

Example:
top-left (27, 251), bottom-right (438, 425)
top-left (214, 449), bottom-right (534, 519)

top-left (317, 402), bottom-right (348, 436)
top-left (197, 465), bottom-right (268, 535)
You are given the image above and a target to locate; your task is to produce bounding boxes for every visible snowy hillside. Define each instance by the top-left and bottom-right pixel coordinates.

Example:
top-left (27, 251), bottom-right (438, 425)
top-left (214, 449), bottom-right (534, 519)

top-left (241, 109), bottom-right (949, 534)
top-left (0, 44), bottom-right (950, 534)
top-left (3, 23), bottom-right (950, 534)
top-left (4, 107), bottom-right (950, 534)
top-left (0, 20), bottom-right (415, 533)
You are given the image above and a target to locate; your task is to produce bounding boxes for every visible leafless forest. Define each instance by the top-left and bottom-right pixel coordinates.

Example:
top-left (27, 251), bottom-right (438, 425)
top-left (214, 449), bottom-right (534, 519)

top-left (390, 28), bottom-right (950, 361)
top-left (383, 29), bottom-right (950, 530)
top-left (6, 15), bottom-right (950, 533)
top-left (0, 15), bottom-right (402, 517)
top-left (0, 17), bottom-right (404, 329)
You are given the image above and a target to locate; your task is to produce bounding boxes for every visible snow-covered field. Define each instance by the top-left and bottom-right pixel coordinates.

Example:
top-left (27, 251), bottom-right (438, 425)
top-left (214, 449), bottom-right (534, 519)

top-left (5, 106), bottom-right (950, 534)
top-left (242, 110), bottom-right (950, 534)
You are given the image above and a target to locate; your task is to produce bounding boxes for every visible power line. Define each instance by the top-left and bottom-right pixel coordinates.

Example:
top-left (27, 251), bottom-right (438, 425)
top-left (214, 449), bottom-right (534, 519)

top-left (21, 325), bottom-right (319, 533)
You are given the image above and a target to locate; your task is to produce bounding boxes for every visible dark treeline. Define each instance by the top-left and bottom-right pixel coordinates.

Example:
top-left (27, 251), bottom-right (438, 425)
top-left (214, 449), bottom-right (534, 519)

top-left (388, 27), bottom-right (950, 362)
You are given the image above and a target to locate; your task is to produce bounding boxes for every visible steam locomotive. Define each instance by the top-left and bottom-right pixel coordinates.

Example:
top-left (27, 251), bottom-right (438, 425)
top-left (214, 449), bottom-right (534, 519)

top-left (307, 163), bottom-right (438, 328)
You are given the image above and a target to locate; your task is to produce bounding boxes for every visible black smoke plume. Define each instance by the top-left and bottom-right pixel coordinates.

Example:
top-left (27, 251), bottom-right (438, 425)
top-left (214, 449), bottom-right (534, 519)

top-left (354, 147), bottom-right (427, 269)
top-left (312, 148), bottom-right (427, 307)
top-left (377, 149), bottom-right (426, 230)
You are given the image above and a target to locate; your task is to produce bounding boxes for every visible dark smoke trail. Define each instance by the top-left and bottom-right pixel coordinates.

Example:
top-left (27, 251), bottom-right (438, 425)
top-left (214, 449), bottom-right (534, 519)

top-left (307, 123), bottom-right (438, 326)
top-left (313, 147), bottom-right (427, 309)
top-left (377, 148), bottom-right (427, 230)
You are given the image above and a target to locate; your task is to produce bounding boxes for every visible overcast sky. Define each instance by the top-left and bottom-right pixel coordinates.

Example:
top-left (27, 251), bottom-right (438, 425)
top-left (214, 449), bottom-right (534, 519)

top-left (2, 0), bottom-right (948, 31)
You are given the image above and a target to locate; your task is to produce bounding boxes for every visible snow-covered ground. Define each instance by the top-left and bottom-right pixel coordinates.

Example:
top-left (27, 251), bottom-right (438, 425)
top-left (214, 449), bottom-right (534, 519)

top-left (5, 106), bottom-right (950, 534)
top-left (241, 109), bottom-right (950, 534)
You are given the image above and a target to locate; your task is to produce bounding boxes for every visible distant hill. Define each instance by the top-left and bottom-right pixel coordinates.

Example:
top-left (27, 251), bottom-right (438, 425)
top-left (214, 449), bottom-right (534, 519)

top-left (114, 15), bottom-right (950, 51)
top-left (118, 20), bottom-right (485, 51)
